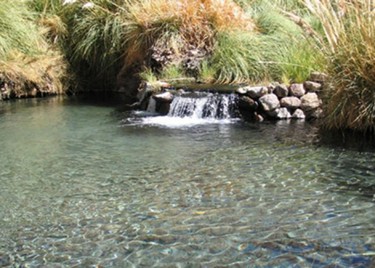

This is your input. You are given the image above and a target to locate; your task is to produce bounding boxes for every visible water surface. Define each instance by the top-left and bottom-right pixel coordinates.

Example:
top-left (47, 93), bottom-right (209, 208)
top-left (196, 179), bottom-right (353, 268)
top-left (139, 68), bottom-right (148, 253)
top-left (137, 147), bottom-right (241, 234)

top-left (0, 97), bottom-right (374, 267)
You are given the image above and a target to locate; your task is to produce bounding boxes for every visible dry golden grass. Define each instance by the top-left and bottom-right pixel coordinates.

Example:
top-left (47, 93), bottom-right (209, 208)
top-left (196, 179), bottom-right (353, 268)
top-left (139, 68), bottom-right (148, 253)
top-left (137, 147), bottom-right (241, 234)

top-left (121, 0), bottom-right (255, 70)
top-left (0, 51), bottom-right (68, 97)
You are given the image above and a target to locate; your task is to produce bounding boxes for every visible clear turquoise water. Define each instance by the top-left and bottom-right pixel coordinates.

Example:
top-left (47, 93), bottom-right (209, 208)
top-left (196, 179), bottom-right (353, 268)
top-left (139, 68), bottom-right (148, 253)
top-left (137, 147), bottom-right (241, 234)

top-left (0, 97), bottom-right (374, 267)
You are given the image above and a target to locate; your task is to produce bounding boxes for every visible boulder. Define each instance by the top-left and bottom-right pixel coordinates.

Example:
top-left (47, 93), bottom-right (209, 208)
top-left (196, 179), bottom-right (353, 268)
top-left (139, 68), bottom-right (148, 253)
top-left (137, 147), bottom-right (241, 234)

top-left (238, 96), bottom-right (258, 111)
top-left (289, 83), bottom-right (305, 97)
top-left (246, 86), bottom-right (268, 99)
top-left (300, 92), bottom-right (321, 111)
top-left (304, 81), bottom-right (322, 92)
top-left (280, 96), bottom-right (301, 109)
top-left (292, 109), bottom-right (305, 119)
top-left (273, 84), bottom-right (289, 98)
top-left (259, 93), bottom-right (280, 111)
top-left (153, 91), bottom-right (174, 103)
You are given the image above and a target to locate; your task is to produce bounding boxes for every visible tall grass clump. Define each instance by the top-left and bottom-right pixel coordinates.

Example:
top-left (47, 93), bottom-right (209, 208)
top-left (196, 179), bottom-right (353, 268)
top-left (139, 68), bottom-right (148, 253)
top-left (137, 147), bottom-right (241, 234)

top-left (117, 0), bottom-right (255, 82)
top-left (0, 0), bottom-right (68, 97)
top-left (0, 1), bottom-right (42, 59)
top-left (237, 0), bottom-right (325, 84)
top-left (305, 0), bottom-right (375, 134)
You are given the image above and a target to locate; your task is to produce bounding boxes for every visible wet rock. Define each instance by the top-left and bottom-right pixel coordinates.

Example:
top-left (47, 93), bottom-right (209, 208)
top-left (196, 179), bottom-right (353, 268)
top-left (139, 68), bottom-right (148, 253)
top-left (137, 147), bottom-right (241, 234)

top-left (273, 84), bottom-right (289, 98)
top-left (304, 81), bottom-right (322, 92)
top-left (238, 96), bottom-right (258, 111)
top-left (300, 92), bottom-right (321, 111)
top-left (259, 93), bottom-right (280, 111)
top-left (236, 86), bottom-right (248, 95)
top-left (153, 92), bottom-right (174, 103)
top-left (309, 72), bottom-right (328, 83)
top-left (292, 108), bottom-right (306, 119)
top-left (289, 83), bottom-right (305, 97)
top-left (280, 96), bottom-right (301, 109)
top-left (246, 86), bottom-right (268, 99)
top-left (276, 107), bottom-right (292, 119)
top-left (255, 113), bottom-right (264, 122)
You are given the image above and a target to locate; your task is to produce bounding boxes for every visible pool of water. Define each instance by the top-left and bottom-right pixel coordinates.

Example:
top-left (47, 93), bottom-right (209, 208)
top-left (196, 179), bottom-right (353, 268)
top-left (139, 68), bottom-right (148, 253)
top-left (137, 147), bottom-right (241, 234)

top-left (0, 97), bottom-right (374, 267)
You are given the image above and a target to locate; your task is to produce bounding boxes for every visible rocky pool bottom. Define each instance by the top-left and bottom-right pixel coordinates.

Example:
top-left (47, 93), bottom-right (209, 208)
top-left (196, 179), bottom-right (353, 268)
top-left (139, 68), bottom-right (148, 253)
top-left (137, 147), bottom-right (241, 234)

top-left (0, 96), bottom-right (374, 267)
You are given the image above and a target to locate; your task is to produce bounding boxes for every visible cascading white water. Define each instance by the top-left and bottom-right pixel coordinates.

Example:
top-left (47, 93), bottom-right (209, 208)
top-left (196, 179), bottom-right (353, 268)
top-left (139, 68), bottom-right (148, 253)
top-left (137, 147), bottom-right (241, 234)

top-left (141, 93), bottom-right (239, 127)
top-left (168, 93), bottom-right (238, 119)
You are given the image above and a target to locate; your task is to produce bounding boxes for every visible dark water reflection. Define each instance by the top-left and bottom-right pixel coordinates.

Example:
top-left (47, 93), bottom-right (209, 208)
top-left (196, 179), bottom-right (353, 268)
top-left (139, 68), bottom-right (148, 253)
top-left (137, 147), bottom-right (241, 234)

top-left (0, 96), bottom-right (374, 267)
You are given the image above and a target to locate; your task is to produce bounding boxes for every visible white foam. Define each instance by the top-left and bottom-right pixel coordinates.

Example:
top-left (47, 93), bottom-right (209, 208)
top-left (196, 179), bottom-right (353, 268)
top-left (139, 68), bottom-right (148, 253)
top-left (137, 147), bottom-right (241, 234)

top-left (140, 116), bottom-right (237, 128)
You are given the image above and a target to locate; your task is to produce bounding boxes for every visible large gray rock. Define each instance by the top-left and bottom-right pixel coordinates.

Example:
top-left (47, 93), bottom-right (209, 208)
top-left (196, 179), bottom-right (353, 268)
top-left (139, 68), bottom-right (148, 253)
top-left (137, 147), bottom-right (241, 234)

top-left (280, 96), bottom-right (301, 109)
top-left (273, 84), bottom-right (289, 98)
top-left (238, 96), bottom-right (258, 111)
top-left (153, 91), bottom-right (174, 103)
top-left (292, 108), bottom-right (305, 119)
top-left (304, 81), bottom-right (322, 92)
top-left (300, 92), bottom-right (321, 111)
top-left (259, 93), bottom-right (280, 111)
top-left (289, 83), bottom-right (305, 97)
top-left (246, 86), bottom-right (268, 99)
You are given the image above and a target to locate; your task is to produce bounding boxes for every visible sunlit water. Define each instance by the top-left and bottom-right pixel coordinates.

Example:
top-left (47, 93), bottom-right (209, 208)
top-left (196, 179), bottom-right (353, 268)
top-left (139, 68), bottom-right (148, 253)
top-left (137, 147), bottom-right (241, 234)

top-left (0, 97), bottom-right (374, 267)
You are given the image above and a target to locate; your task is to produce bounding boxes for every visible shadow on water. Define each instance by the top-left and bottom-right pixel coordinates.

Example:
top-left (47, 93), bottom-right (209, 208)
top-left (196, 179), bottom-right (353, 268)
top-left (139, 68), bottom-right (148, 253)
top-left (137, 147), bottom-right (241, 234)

top-left (317, 128), bottom-right (375, 152)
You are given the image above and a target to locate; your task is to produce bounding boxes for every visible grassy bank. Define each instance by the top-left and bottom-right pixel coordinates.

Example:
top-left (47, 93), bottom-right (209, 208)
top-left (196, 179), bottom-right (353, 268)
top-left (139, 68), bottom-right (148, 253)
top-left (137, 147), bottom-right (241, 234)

top-left (303, 0), bottom-right (375, 134)
top-left (2, 0), bottom-right (375, 135)
top-left (31, 0), bottom-right (324, 90)
top-left (0, 0), bottom-right (68, 99)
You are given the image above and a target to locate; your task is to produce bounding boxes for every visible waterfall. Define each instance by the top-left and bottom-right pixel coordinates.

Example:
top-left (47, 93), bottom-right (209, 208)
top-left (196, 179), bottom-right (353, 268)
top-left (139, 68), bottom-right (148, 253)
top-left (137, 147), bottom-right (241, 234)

top-left (139, 93), bottom-right (239, 127)
top-left (168, 93), bottom-right (238, 119)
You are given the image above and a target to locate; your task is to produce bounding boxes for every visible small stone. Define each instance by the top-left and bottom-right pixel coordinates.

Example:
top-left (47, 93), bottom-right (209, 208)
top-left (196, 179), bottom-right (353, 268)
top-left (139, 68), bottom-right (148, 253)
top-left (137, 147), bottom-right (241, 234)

top-left (292, 109), bottom-right (305, 119)
top-left (236, 87), bottom-right (248, 95)
top-left (259, 93), bottom-right (280, 111)
top-left (238, 96), bottom-right (258, 111)
top-left (301, 92), bottom-right (321, 111)
top-left (246, 86), bottom-right (268, 99)
top-left (255, 113), bottom-right (264, 122)
top-left (304, 81), bottom-right (322, 92)
top-left (289, 83), bottom-right (305, 97)
top-left (273, 84), bottom-right (289, 98)
top-left (309, 72), bottom-right (328, 83)
top-left (153, 92), bottom-right (174, 103)
top-left (276, 107), bottom-right (292, 119)
top-left (280, 96), bottom-right (301, 109)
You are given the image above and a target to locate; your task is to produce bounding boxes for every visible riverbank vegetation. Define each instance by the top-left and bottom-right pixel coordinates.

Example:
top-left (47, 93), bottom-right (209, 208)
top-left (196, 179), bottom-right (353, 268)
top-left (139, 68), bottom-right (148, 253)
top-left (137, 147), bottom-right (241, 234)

top-left (1, 0), bottom-right (375, 135)
top-left (0, 0), bottom-right (67, 98)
